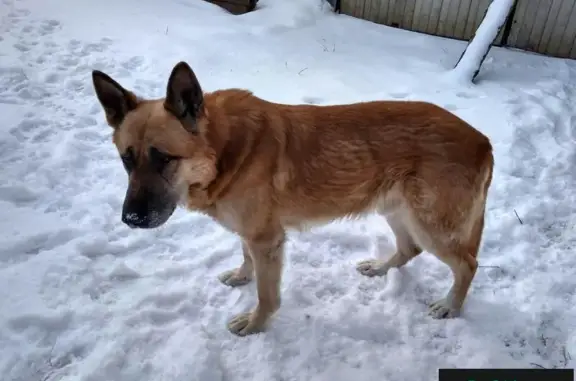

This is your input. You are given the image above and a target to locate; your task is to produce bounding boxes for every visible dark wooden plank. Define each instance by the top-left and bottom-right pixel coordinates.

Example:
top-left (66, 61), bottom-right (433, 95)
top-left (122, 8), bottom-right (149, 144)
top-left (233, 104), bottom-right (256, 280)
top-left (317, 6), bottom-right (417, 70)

top-left (340, 0), bottom-right (355, 16)
top-left (528, 0), bottom-right (553, 52)
top-left (211, 0), bottom-right (253, 5)
top-left (401, 0), bottom-right (417, 29)
top-left (364, 0), bottom-right (382, 23)
top-left (453, 0), bottom-right (472, 39)
top-left (374, 0), bottom-right (392, 25)
top-left (437, 0), bottom-right (454, 37)
top-left (515, 0), bottom-right (541, 49)
top-left (537, 0), bottom-right (564, 53)
top-left (557, 0), bottom-right (576, 57)
top-left (541, 0), bottom-right (574, 56)
top-left (207, 0), bottom-right (253, 14)
top-left (426, 0), bottom-right (444, 36)
top-left (463, 0), bottom-right (481, 38)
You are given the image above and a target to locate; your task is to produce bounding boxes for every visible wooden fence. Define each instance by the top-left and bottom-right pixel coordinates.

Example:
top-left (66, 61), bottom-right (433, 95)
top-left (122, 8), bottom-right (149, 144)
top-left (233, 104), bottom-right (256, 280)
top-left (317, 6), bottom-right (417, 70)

top-left (339, 0), bottom-right (576, 59)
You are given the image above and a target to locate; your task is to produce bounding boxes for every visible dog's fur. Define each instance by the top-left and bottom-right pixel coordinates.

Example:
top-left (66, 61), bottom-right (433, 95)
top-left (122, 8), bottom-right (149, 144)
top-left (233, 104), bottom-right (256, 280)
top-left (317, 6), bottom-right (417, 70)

top-left (92, 61), bottom-right (494, 336)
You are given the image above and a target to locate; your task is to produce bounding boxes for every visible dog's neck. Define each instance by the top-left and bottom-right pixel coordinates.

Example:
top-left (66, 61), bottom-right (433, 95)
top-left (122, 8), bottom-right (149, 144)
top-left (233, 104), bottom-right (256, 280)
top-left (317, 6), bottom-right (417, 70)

top-left (188, 89), bottom-right (272, 209)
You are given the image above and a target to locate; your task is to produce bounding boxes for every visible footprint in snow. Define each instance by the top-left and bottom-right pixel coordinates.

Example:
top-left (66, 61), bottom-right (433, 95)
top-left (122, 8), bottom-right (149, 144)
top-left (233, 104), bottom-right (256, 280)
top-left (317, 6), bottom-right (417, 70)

top-left (122, 56), bottom-right (145, 71)
top-left (138, 290), bottom-right (189, 310)
top-left (38, 19), bottom-right (61, 35)
top-left (10, 117), bottom-right (54, 143)
top-left (455, 91), bottom-right (476, 99)
top-left (443, 103), bottom-right (459, 111)
top-left (302, 96), bottom-right (323, 105)
top-left (389, 92), bottom-right (410, 99)
top-left (108, 263), bottom-right (141, 282)
top-left (13, 42), bottom-right (31, 52)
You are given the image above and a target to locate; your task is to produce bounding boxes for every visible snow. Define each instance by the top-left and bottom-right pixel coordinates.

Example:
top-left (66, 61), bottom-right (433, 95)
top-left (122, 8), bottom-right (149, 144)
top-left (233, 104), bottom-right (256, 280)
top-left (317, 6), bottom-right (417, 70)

top-left (449, 0), bottom-right (515, 82)
top-left (1, 0), bottom-right (576, 380)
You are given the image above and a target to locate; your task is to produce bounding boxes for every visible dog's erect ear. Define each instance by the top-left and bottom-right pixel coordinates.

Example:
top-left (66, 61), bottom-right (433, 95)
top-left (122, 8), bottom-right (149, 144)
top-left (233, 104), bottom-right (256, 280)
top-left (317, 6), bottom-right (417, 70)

top-left (164, 61), bottom-right (204, 134)
top-left (92, 70), bottom-right (138, 128)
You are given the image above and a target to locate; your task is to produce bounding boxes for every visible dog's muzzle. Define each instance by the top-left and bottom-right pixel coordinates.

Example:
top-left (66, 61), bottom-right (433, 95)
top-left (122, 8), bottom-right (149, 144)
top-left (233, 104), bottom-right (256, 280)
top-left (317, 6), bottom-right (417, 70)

top-left (121, 188), bottom-right (176, 229)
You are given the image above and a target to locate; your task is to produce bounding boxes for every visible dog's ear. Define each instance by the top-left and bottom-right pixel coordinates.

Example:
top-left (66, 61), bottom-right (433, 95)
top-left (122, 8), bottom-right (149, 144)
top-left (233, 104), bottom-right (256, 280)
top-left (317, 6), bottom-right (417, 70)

top-left (92, 70), bottom-right (138, 128)
top-left (164, 61), bottom-right (204, 134)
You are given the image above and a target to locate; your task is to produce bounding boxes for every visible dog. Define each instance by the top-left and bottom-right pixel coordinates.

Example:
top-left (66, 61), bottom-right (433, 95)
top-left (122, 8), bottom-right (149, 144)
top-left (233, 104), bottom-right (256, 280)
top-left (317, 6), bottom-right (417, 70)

top-left (91, 61), bottom-right (494, 336)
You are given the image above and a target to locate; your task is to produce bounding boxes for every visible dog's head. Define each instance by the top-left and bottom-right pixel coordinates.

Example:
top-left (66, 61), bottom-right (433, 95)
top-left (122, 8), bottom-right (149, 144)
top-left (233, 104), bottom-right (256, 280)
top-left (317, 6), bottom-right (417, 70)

top-left (91, 62), bottom-right (217, 229)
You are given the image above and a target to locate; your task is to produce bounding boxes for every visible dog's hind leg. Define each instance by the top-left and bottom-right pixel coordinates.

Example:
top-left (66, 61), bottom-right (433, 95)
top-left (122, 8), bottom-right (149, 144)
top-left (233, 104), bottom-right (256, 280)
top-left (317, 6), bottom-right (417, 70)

top-left (428, 213), bottom-right (483, 319)
top-left (356, 213), bottom-right (422, 276)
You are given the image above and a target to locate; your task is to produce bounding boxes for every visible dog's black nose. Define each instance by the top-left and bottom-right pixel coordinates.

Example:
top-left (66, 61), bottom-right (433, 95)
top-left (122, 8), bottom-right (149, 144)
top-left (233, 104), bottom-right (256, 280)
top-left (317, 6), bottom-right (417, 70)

top-left (121, 211), bottom-right (151, 229)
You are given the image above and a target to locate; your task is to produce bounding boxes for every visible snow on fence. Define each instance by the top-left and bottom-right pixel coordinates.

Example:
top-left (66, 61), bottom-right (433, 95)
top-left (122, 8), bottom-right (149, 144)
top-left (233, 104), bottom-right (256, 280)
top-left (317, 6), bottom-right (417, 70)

top-left (451, 0), bottom-right (516, 82)
top-left (338, 0), bottom-right (576, 60)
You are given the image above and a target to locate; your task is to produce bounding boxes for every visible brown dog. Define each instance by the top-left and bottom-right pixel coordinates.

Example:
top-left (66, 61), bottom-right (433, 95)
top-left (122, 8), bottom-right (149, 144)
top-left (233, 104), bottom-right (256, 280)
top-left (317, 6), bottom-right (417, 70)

top-left (91, 61), bottom-right (493, 336)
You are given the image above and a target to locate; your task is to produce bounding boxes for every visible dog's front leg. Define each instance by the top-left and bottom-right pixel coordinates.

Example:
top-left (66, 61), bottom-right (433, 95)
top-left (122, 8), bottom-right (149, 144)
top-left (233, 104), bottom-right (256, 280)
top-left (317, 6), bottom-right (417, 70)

top-left (227, 229), bottom-right (285, 336)
top-left (218, 241), bottom-right (254, 287)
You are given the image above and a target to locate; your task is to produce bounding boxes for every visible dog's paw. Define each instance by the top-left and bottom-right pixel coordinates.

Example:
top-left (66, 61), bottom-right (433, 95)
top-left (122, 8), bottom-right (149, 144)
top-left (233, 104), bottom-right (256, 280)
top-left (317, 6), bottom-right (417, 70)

top-left (227, 312), bottom-right (263, 336)
top-left (428, 298), bottom-right (460, 319)
top-left (356, 259), bottom-right (388, 277)
top-left (218, 269), bottom-right (252, 287)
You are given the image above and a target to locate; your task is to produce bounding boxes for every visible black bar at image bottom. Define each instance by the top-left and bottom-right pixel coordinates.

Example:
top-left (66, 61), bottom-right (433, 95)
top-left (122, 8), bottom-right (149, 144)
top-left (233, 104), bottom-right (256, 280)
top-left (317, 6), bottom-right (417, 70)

top-left (439, 368), bottom-right (574, 381)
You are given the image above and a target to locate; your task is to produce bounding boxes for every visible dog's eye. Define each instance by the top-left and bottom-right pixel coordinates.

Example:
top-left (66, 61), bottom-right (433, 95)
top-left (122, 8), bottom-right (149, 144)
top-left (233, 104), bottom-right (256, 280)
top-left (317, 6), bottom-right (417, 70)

top-left (120, 147), bottom-right (136, 172)
top-left (149, 147), bottom-right (178, 171)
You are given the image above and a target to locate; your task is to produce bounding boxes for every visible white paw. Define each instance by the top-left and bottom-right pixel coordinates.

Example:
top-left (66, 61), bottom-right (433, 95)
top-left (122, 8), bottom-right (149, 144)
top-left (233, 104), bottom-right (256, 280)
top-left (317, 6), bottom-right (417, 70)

top-left (227, 312), bottom-right (262, 336)
top-left (218, 269), bottom-right (252, 287)
top-left (356, 259), bottom-right (388, 277)
top-left (428, 298), bottom-right (460, 319)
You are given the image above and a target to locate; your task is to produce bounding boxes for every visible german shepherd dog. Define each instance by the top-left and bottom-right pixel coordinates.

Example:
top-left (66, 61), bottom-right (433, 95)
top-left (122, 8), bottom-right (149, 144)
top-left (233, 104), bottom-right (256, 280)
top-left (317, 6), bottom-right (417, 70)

top-left (91, 61), bottom-right (493, 336)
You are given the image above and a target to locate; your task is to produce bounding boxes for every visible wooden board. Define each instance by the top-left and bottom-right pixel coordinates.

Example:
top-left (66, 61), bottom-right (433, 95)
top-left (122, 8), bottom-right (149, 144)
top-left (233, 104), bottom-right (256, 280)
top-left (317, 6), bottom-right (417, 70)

top-left (339, 0), bottom-right (576, 59)
top-left (340, 0), bottom-right (498, 42)
top-left (206, 0), bottom-right (257, 14)
top-left (507, 0), bottom-right (576, 59)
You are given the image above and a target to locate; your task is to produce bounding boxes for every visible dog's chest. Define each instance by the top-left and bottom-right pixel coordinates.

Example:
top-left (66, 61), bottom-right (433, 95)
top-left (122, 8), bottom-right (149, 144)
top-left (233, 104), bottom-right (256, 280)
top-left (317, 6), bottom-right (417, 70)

top-left (213, 203), bottom-right (243, 233)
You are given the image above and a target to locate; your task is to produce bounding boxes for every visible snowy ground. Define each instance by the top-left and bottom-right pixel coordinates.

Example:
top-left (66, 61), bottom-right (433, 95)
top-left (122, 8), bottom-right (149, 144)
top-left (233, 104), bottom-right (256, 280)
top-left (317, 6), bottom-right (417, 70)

top-left (1, 0), bottom-right (576, 380)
